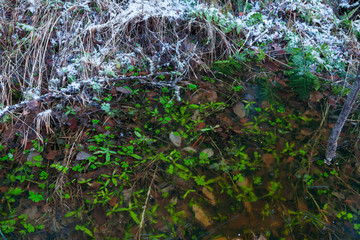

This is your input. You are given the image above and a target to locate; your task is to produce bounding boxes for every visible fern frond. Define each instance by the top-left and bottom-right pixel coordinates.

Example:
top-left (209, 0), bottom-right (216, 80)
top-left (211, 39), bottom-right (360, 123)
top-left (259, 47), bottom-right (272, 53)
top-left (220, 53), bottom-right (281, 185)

top-left (211, 58), bottom-right (242, 75)
top-left (286, 67), bottom-right (316, 100)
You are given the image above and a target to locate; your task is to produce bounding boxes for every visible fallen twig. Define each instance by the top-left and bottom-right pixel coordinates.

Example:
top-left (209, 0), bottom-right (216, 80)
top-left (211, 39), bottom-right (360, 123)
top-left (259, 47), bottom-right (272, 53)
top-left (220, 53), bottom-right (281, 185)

top-left (326, 66), bottom-right (360, 164)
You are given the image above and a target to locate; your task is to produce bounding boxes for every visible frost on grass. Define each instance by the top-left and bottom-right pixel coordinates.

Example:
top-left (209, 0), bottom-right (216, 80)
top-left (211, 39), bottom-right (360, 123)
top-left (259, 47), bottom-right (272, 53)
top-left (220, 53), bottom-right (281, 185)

top-left (86, 0), bottom-right (189, 32)
top-left (191, 0), bottom-right (359, 73)
top-left (1, 0), bottom-right (360, 122)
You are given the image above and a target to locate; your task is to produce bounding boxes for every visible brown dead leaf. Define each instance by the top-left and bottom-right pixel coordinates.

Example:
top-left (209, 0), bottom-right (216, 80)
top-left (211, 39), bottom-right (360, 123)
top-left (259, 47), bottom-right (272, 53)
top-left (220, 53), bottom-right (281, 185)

top-left (192, 204), bottom-right (212, 227)
top-left (93, 205), bottom-right (106, 226)
top-left (67, 117), bottom-right (77, 130)
top-left (108, 197), bottom-right (119, 207)
top-left (310, 91), bottom-right (324, 102)
top-left (190, 90), bottom-right (218, 104)
top-left (264, 61), bottom-right (280, 72)
top-left (262, 153), bottom-right (275, 167)
top-left (240, 118), bottom-right (249, 124)
top-left (216, 113), bottom-right (233, 128)
top-left (286, 156), bottom-right (294, 163)
top-left (46, 150), bottom-right (61, 160)
top-left (300, 128), bottom-right (313, 137)
top-left (89, 182), bottom-right (101, 190)
top-left (197, 122), bottom-right (206, 131)
top-left (297, 199), bottom-right (308, 211)
top-left (202, 187), bottom-right (216, 206)
top-left (232, 125), bottom-right (243, 134)
top-left (0, 186), bottom-right (8, 193)
top-left (303, 110), bottom-right (321, 120)
top-left (244, 201), bottom-right (252, 214)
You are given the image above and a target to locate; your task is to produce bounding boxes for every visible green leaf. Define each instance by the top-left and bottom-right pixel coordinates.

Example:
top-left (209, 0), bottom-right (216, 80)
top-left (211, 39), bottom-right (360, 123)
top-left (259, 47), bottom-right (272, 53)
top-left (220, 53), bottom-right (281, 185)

top-left (75, 225), bottom-right (93, 237)
top-left (134, 131), bottom-right (142, 138)
top-left (188, 104), bottom-right (199, 109)
top-left (112, 178), bottom-right (118, 186)
top-left (130, 154), bottom-right (142, 160)
top-left (129, 211), bottom-right (140, 224)
top-left (174, 163), bottom-right (189, 172)
top-left (65, 211), bottom-right (77, 217)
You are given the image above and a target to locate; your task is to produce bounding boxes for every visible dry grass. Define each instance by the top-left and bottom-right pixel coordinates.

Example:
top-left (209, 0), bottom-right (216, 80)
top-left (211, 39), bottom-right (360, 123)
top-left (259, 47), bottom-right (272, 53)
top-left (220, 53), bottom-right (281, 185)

top-left (0, 0), bottom-right (237, 151)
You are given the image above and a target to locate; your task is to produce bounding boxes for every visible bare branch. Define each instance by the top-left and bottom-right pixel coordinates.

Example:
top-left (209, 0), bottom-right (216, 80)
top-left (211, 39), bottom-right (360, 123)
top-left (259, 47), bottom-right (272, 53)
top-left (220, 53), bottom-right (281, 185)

top-left (325, 66), bottom-right (360, 164)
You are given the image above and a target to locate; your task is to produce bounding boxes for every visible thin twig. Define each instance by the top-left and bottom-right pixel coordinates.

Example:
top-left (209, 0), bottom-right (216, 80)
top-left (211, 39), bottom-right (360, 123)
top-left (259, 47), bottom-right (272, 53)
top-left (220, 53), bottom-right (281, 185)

top-left (137, 164), bottom-right (158, 239)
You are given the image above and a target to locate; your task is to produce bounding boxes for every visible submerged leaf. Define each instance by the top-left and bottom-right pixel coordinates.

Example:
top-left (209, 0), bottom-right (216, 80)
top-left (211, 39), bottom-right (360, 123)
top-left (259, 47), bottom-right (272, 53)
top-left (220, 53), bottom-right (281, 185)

top-left (169, 132), bottom-right (181, 147)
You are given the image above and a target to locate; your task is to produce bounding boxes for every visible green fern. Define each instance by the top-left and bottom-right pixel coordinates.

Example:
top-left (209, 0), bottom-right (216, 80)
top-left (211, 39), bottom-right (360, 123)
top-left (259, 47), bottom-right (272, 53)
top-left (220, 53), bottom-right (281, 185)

top-left (286, 67), bottom-right (316, 100)
top-left (285, 47), bottom-right (319, 100)
top-left (211, 58), bottom-right (242, 75)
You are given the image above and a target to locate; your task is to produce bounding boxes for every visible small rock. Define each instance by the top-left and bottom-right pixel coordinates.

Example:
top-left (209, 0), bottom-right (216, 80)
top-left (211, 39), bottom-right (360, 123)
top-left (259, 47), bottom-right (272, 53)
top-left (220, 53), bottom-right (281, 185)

top-left (169, 132), bottom-right (181, 147)
top-left (24, 206), bottom-right (38, 220)
top-left (233, 102), bottom-right (246, 118)
top-left (27, 152), bottom-right (42, 165)
top-left (116, 86), bottom-right (132, 94)
top-left (191, 109), bottom-right (200, 121)
top-left (182, 147), bottom-right (197, 153)
top-left (332, 191), bottom-right (345, 200)
top-left (123, 188), bottom-right (133, 203)
top-left (200, 148), bottom-right (214, 159)
top-left (76, 151), bottom-right (93, 161)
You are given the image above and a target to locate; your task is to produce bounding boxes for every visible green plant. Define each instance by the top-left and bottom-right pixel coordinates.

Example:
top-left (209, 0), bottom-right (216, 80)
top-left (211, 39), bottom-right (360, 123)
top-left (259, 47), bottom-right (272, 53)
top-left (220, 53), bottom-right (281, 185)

top-left (65, 106), bottom-right (76, 115)
top-left (92, 119), bottom-right (100, 125)
top-left (354, 223), bottom-right (360, 235)
top-left (28, 191), bottom-right (44, 202)
top-left (50, 163), bottom-right (69, 174)
top-left (188, 83), bottom-right (197, 90)
top-left (4, 187), bottom-right (25, 203)
top-left (75, 224), bottom-right (94, 238)
top-left (262, 203), bottom-right (271, 219)
top-left (39, 171), bottom-right (48, 180)
top-left (233, 85), bottom-right (242, 92)
top-left (337, 211), bottom-right (354, 222)
top-left (211, 57), bottom-right (243, 75)
top-left (284, 47), bottom-right (320, 100)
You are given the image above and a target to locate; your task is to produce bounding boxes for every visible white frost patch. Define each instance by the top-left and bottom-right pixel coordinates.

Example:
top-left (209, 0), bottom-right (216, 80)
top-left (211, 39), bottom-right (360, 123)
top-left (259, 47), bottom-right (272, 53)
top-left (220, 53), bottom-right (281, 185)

top-left (24, 88), bottom-right (41, 100)
top-left (189, 0), bottom-right (357, 72)
top-left (87, 0), bottom-right (189, 31)
top-left (64, 82), bottom-right (81, 92)
top-left (37, 109), bottom-right (52, 117)
top-left (49, 78), bottom-right (60, 91)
